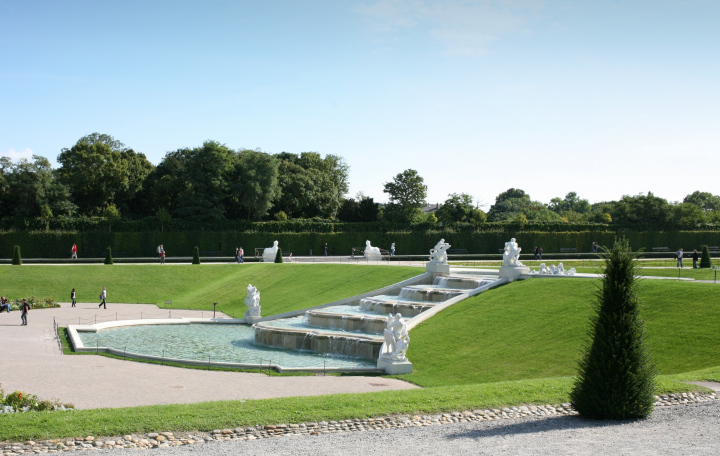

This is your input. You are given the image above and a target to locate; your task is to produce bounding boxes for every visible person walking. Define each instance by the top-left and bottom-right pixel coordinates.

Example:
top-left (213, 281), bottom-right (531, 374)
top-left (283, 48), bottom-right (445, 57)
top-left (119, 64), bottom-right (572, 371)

top-left (71, 243), bottom-right (78, 259)
top-left (390, 242), bottom-right (396, 256)
top-left (324, 243), bottom-right (328, 256)
top-left (539, 247), bottom-right (543, 260)
top-left (99, 287), bottom-right (107, 309)
top-left (160, 247), bottom-right (166, 264)
top-left (157, 244), bottom-right (162, 258)
top-left (238, 246), bottom-right (244, 263)
top-left (676, 248), bottom-right (684, 268)
top-left (20, 298), bottom-right (30, 325)
top-left (692, 249), bottom-right (699, 269)
top-left (533, 246), bottom-right (538, 260)
top-left (71, 288), bottom-right (76, 307)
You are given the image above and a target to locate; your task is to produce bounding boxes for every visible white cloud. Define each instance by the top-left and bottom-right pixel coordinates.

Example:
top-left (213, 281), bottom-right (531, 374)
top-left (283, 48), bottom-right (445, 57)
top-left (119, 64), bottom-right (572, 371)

top-left (1, 148), bottom-right (34, 161)
top-left (354, 0), bottom-right (540, 55)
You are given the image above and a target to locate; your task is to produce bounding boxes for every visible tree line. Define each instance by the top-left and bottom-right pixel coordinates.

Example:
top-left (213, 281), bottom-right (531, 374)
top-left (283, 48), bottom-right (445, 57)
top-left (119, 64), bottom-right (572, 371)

top-left (1, 133), bottom-right (719, 230)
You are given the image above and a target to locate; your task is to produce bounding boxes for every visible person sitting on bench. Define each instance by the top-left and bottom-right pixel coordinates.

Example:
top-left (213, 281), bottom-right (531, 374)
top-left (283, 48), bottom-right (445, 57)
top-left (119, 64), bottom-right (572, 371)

top-left (0, 295), bottom-right (10, 313)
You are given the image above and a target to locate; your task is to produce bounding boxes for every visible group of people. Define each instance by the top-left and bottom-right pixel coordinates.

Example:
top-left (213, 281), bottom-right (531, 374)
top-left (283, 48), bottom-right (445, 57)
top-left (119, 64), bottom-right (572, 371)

top-left (235, 247), bottom-right (244, 263)
top-left (0, 296), bottom-right (32, 325)
top-left (533, 246), bottom-right (544, 260)
top-left (676, 248), bottom-right (700, 268)
top-left (156, 245), bottom-right (166, 264)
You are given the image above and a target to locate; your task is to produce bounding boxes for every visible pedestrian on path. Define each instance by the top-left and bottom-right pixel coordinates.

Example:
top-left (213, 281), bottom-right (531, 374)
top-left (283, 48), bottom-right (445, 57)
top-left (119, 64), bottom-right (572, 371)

top-left (238, 247), bottom-right (244, 263)
top-left (324, 243), bottom-right (328, 256)
top-left (71, 288), bottom-right (76, 307)
top-left (71, 243), bottom-right (78, 259)
top-left (676, 248), bottom-right (684, 268)
top-left (99, 287), bottom-right (107, 309)
top-left (160, 247), bottom-right (166, 264)
top-left (20, 298), bottom-right (30, 325)
top-left (391, 242), bottom-right (396, 256)
top-left (692, 249), bottom-right (699, 269)
top-left (539, 247), bottom-right (543, 260)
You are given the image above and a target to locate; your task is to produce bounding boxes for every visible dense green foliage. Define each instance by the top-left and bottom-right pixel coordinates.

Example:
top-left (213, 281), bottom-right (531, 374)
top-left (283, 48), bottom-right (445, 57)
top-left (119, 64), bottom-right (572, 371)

top-left (700, 245), bottom-right (712, 268)
top-left (104, 247), bottom-right (113, 265)
top-left (275, 248), bottom-right (283, 263)
top-left (3, 228), bottom-right (719, 259)
top-left (12, 244), bottom-right (21, 265)
top-left (382, 169), bottom-right (428, 223)
top-left (570, 240), bottom-right (655, 419)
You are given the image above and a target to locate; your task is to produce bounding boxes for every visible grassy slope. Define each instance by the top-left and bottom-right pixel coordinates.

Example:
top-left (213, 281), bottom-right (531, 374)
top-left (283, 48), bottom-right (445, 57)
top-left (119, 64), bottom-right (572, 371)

top-left (403, 279), bottom-right (720, 387)
top-left (0, 264), bottom-right (421, 316)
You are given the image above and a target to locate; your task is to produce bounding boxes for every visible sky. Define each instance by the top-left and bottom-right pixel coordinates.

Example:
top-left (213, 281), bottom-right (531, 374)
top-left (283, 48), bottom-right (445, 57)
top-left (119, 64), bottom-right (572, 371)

top-left (1, 0), bottom-right (718, 209)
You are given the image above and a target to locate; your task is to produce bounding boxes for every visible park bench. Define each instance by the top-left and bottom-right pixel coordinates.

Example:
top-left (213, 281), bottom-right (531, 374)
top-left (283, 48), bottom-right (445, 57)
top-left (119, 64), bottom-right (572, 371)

top-left (200, 250), bottom-right (222, 257)
top-left (560, 248), bottom-right (578, 253)
top-left (447, 248), bottom-right (468, 254)
top-left (652, 247), bottom-right (671, 252)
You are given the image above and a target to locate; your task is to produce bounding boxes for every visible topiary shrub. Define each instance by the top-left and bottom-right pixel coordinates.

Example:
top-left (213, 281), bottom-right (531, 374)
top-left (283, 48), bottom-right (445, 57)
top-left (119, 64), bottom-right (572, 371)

top-left (12, 245), bottom-right (22, 265)
top-left (104, 247), bottom-right (113, 265)
top-left (700, 245), bottom-right (712, 268)
top-left (275, 248), bottom-right (284, 263)
top-left (570, 238), bottom-right (655, 419)
top-left (192, 246), bottom-right (201, 264)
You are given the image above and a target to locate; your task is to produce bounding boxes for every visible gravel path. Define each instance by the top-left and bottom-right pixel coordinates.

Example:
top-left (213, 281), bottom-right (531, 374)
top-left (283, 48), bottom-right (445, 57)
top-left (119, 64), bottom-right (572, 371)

top-left (83, 401), bottom-right (720, 456)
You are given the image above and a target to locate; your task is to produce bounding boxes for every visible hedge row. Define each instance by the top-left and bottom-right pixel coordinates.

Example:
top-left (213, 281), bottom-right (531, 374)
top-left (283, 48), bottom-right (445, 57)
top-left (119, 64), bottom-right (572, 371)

top-left (2, 230), bottom-right (719, 259)
top-left (0, 216), bottom-right (611, 234)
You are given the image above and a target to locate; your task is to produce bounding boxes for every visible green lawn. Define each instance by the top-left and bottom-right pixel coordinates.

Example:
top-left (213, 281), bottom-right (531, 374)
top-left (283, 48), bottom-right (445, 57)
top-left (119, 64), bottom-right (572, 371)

top-left (0, 264), bottom-right (421, 317)
top-left (1, 265), bottom-right (719, 441)
top-left (403, 279), bottom-right (720, 387)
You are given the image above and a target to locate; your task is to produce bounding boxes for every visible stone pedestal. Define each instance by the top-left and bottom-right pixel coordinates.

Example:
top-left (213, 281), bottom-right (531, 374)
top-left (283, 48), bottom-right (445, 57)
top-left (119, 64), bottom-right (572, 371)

top-left (244, 314), bottom-right (262, 324)
top-left (377, 358), bottom-right (413, 374)
top-left (498, 266), bottom-right (530, 282)
top-left (426, 262), bottom-right (450, 274)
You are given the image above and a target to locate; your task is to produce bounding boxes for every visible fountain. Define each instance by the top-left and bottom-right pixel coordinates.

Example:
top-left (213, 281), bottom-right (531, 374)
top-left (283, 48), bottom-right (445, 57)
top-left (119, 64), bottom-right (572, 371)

top-left (243, 284), bottom-right (262, 323)
top-left (263, 240), bottom-right (279, 262)
top-left (364, 240), bottom-right (382, 261)
top-left (499, 238), bottom-right (530, 282)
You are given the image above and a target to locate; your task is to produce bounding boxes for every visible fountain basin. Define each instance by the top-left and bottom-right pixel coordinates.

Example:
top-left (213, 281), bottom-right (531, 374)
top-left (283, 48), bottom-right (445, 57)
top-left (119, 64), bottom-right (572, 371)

top-left (254, 323), bottom-right (382, 359)
top-left (305, 310), bottom-right (391, 334)
top-left (398, 286), bottom-right (465, 302)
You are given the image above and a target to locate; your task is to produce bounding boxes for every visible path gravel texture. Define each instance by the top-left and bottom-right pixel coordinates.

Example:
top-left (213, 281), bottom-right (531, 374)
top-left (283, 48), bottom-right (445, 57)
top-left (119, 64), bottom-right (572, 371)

top-left (0, 303), bottom-right (417, 409)
top-left (84, 401), bottom-right (720, 456)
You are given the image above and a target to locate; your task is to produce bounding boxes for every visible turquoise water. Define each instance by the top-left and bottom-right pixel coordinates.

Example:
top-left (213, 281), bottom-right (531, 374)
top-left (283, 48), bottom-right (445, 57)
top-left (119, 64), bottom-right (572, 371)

top-left (78, 324), bottom-right (376, 369)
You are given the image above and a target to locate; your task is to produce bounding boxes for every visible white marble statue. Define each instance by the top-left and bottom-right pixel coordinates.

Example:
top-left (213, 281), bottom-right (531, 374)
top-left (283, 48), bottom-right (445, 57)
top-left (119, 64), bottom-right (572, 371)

top-left (429, 239), bottom-right (451, 264)
top-left (262, 240), bottom-right (279, 262)
top-left (379, 313), bottom-right (410, 361)
top-left (502, 238), bottom-right (524, 267)
top-left (244, 284), bottom-right (261, 318)
top-left (531, 262), bottom-right (576, 276)
top-left (364, 240), bottom-right (382, 261)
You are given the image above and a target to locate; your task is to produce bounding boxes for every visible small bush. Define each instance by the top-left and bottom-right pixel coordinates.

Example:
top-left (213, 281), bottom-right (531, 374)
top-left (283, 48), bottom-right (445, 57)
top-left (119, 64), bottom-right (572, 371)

top-left (104, 246), bottom-right (113, 265)
top-left (275, 248), bottom-right (284, 263)
top-left (12, 245), bottom-right (22, 265)
top-left (700, 245), bottom-right (712, 268)
top-left (274, 211), bottom-right (289, 221)
top-left (4, 391), bottom-right (38, 410)
top-left (192, 246), bottom-right (201, 264)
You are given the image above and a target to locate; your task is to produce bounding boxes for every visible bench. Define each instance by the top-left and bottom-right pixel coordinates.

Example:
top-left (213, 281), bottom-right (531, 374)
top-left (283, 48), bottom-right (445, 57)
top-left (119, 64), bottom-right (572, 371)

top-left (199, 250), bottom-right (222, 257)
top-left (560, 248), bottom-right (577, 253)
top-left (447, 249), bottom-right (468, 254)
top-left (652, 247), bottom-right (671, 252)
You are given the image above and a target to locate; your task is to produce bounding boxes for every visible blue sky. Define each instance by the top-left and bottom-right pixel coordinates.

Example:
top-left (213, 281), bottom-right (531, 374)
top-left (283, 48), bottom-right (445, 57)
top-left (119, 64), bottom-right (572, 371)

top-left (2, 0), bottom-right (718, 208)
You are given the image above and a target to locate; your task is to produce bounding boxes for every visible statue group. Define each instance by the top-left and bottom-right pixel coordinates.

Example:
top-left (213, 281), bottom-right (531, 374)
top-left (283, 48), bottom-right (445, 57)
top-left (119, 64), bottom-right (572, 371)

top-left (502, 238), bottom-right (524, 267)
top-left (263, 241), bottom-right (279, 262)
top-left (380, 313), bottom-right (410, 362)
top-left (429, 239), bottom-right (450, 264)
top-left (364, 240), bottom-right (382, 261)
top-left (244, 284), bottom-right (261, 319)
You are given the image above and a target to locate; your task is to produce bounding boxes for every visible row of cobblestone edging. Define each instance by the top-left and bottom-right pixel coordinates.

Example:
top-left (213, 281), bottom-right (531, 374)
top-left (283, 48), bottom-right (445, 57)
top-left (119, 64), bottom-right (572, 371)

top-left (1, 392), bottom-right (715, 454)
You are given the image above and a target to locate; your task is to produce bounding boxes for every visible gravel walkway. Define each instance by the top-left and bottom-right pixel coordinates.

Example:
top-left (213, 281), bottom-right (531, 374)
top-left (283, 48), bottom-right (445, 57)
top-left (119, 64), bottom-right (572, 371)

top-left (81, 400), bottom-right (720, 456)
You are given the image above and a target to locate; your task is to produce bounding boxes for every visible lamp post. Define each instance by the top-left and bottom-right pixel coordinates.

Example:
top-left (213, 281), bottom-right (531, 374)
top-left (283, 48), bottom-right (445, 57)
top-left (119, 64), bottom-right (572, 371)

top-left (213, 302), bottom-right (218, 319)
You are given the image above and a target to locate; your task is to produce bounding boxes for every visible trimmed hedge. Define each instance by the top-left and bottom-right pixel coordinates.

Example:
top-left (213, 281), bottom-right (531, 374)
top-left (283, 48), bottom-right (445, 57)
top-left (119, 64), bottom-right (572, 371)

top-left (1, 229), bottom-right (719, 259)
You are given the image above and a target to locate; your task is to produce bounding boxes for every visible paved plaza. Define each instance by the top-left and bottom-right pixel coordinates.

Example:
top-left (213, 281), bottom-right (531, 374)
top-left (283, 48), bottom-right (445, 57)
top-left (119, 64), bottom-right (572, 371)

top-left (0, 302), bottom-right (417, 409)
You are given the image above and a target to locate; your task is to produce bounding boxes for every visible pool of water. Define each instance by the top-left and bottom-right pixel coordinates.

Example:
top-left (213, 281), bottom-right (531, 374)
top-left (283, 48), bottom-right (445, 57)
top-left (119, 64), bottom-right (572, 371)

top-left (77, 324), bottom-right (376, 369)
top-left (262, 316), bottom-right (385, 335)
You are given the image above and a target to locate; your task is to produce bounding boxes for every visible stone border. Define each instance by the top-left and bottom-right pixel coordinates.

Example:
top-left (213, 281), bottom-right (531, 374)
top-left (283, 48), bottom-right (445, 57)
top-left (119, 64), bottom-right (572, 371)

top-left (1, 393), bottom-right (714, 453)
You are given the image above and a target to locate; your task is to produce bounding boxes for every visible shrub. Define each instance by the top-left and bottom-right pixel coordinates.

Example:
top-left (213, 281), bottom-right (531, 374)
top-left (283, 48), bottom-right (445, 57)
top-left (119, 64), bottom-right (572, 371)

top-left (275, 248), bottom-right (284, 263)
top-left (104, 246), bottom-right (113, 265)
top-left (4, 391), bottom-right (39, 410)
top-left (700, 245), bottom-right (712, 268)
top-left (192, 246), bottom-right (201, 264)
top-left (570, 238), bottom-right (655, 419)
top-left (12, 245), bottom-right (21, 265)
top-left (274, 211), bottom-right (289, 221)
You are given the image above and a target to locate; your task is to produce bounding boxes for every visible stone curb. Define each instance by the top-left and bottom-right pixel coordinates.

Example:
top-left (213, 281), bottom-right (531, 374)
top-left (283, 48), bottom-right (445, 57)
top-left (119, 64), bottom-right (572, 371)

top-left (1, 392), bottom-right (715, 454)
